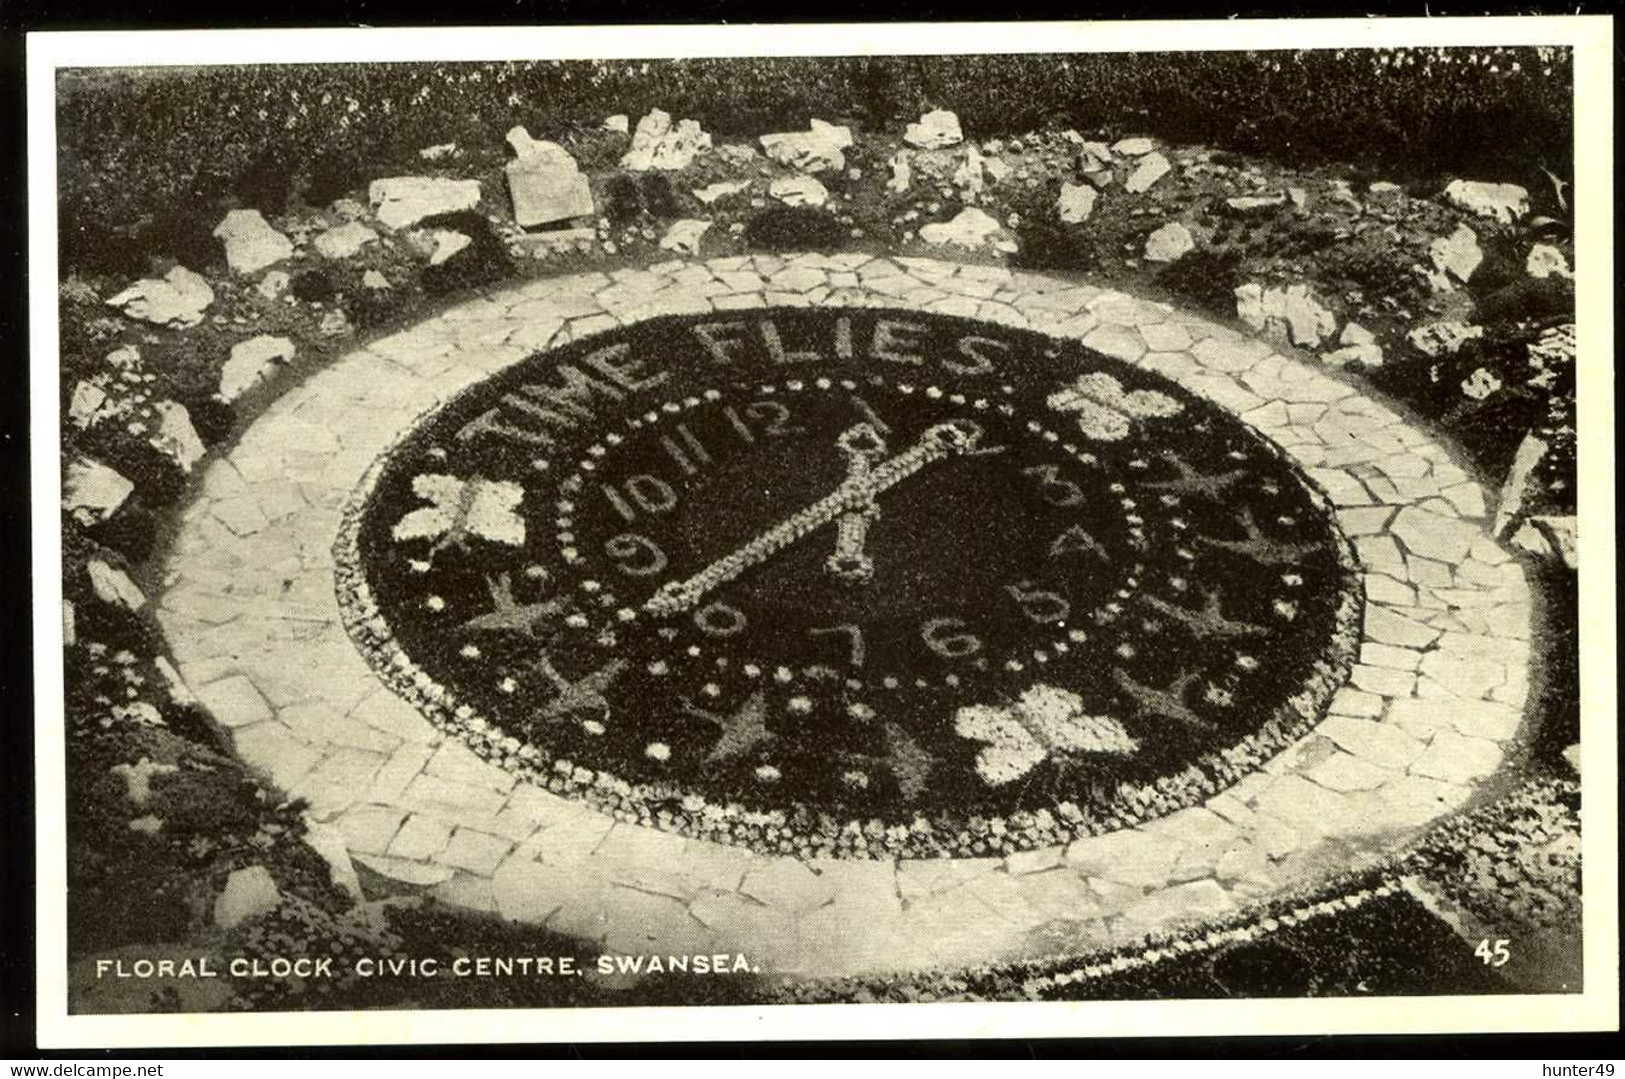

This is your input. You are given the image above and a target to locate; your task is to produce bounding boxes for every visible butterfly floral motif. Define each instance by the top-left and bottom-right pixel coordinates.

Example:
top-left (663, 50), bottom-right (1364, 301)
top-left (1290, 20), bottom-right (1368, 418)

top-left (393, 474), bottom-right (526, 556)
top-left (1047, 372), bottom-right (1183, 441)
top-left (954, 684), bottom-right (1138, 787)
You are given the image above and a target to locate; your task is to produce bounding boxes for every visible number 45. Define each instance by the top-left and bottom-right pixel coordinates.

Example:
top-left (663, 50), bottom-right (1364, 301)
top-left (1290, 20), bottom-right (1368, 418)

top-left (1475, 938), bottom-right (1511, 967)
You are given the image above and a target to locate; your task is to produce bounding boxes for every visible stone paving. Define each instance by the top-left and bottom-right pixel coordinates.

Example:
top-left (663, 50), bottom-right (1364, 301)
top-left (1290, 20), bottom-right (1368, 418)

top-left (154, 253), bottom-right (1534, 977)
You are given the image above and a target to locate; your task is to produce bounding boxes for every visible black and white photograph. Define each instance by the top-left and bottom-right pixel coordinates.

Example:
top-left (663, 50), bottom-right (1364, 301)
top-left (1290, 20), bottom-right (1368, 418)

top-left (26, 18), bottom-right (1616, 1048)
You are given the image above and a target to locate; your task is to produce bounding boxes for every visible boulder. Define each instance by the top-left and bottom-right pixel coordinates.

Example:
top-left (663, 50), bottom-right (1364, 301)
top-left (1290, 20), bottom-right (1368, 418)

top-left (603, 114), bottom-right (630, 135)
top-left (919, 207), bottom-right (1016, 253)
top-left (693, 181), bottom-right (749, 205)
top-left (218, 335), bottom-right (295, 403)
top-left (1235, 282), bottom-right (1338, 347)
top-left (1226, 193), bottom-right (1288, 215)
top-left (504, 127), bottom-right (594, 228)
top-left (150, 400), bottom-right (207, 472)
top-left (1322, 321), bottom-right (1384, 367)
top-left (621, 110), bottom-right (711, 171)
top-left (362, 269), bottom-right (392, 290)
top-left (302, 816), bottom-right (363, 900)
top-left (1529, 516), bottom-right (1577, 568)
top-left (368, 176), bottom-right (482, 230)
top-left (418, 142), bottom-right (458, 161)
top-left (1492, 431), bottom-right (1548, 537)
top-left (87, 559), bottom-right (146, 610)
top-left (1079, 141), bottom-right (1114, 170)
top-left (1429, 223), bottom-right (1483, 283)
top-left (1057, 183), bottom-right (1097, 225)
top-left (759, 119), bottom-right (852, 174)
top-left (106, 266), bottom-right (214, 329)
top-left (1526, 244), bottom-right (1572, 279)
top-left (1144, 222), bottom-right (1194, 263)
top-left (213, 210), bottom-right (294, 275)
top-left (407, 228), bottom-right (473, 266)
top-left (1111, 136), bottom-right (1156, 156)
top-left (63, 458), bottom-right (133, 525)
top-left (256, 270), bottom-right (291, 301)
top-left (886, 151), bottom-right (913, 194)
top-left (1407, 320), bottom-right (1483, 359)
top-left (1443, 179), bottom-right (1529, 224)
top-left (213, 866), bottom-right (281, 929)
top-left (312, 221), bottom-right (379, 260)
top-left (68, 381), bottom-right (111, 430)
top-left (904, 109), bottom-right (963, 150)
top-left (658, 219), bottom-right (712, 256)
top-left (768, 175), bottom-right (829, 209)
top-left (1124, 152), bottom-right (1172, 194)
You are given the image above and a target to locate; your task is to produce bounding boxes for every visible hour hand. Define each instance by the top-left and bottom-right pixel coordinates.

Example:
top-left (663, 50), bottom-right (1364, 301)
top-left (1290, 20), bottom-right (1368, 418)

top-left (827, 424), bottom-right (888, 584)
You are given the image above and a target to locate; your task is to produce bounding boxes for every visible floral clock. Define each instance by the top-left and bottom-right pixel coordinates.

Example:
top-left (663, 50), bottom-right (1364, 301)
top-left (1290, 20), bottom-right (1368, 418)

top-left (336, 308), bottom-right (1364, 857)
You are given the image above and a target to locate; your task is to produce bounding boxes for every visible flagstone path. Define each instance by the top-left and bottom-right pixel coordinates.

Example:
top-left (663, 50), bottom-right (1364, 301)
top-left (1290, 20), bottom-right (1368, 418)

top-left (154, 254), bottom-right (1534, 978)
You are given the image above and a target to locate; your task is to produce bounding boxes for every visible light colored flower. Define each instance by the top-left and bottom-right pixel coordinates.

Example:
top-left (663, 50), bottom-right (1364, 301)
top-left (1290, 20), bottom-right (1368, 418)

top-left (954, 684), bottom-right (1138, 787)
top-left (1049, 372), bottom-right (1183, 442)
top-left (393, 473), bottom-right (526, 552)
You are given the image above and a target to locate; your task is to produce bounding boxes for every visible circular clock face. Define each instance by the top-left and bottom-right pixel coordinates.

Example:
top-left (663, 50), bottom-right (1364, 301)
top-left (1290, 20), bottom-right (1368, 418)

top-left (345, 308), bottom-right (1361, 851)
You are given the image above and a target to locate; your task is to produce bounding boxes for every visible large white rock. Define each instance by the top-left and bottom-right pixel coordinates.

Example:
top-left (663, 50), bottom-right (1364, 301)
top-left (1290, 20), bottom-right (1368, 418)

top-left (1430, 223), bottom-right (1483, 283)
top-left (150, 400), bottom-right (206, 473)
top-left (1144, 222), bottom-right (1194, 263)
top-left (1492, 431), bottom-right (1548, 537)
top-left (620, 110), bottom-right (712, 171)
top-left (918, 207), bottom-right (1015, 253)
top-left (367, 176), bottom-right (482, 230)
top-left (887, 151), bottom-right (913, 194)
top-left (1235, 282), bottom-right (1337, 347)
top-left (68, 381), bottom-right (110, 430)
top-left (1407, 320), bottom-right (1483, 358)
top-left (106, 266), bottom-right (214, 329)
top-left (302, 816), bottom-right (363, 900)
top-left (213, 210), bottom-right (294, 275)
top-left (504, 127), bottom-right (594, 228)
top-left (1526, 243), bottom-right (1572, 279)
top-left (63, 458), bottom-right (133, 525)
top-left (87, 559), bottom-right (146, 609)
top-left (693, 181), bottom-right (749, 205)
top-left (218, 335), bottom-right (295, 403)
top-left (1124, 152), bottom-right (1172, 194)
top-left (214, 865), bottom-right (282, 929)
top-left (759, 119), bottom-right (852, 174)
top-left (1111, 136), bottom-right (1156, 156)
top-left (1443, 179), bottom-right (1529, 224)
top-left (904, 109), bottom-right (963, 150)
top-left (1057, 182), bottom-right (1097, 224)
top-left (312, 221), bottom-right (379, 260)
top-left (658, 219), bottom-right (712, 256)
top-left (768, 175), bottom-right (830, 209)
top-left (603, 114), bottom-right (630, 135)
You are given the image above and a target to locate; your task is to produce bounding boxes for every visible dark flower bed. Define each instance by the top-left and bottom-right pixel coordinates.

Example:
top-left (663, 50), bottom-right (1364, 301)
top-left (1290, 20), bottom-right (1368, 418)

top-left (339, 306), bottom-right (1362, 858)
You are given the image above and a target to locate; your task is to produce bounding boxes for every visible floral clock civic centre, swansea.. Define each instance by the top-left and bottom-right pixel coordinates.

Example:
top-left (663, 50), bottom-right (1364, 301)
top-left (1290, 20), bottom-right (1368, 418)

top-left (336, 307), bottom-right (1365, 859)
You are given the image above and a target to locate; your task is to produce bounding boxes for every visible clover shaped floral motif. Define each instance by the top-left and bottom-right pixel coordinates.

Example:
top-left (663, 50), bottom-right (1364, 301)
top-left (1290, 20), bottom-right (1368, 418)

top-left (954, 684), bottom-right (1138, 787)
top-left (392, 473), bottom-right (526, 557)
top-left (1047, 372), bottom-right (1183, 442)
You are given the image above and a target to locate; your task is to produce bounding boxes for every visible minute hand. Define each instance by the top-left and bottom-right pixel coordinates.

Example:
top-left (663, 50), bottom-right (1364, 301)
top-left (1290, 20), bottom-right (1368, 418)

top-left (644, 423), bottom-right (981, 617)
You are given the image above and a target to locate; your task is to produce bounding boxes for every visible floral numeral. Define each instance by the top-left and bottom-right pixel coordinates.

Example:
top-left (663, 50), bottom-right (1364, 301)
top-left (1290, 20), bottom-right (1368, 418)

top-left (1006, 581), bottom-right (1071, 624)
top-left (603, 474), bottom-right (678, 522)
top-left (695, 601), bottom-right (747, 637)
top-left (604, 533), bottom-right (667, 576)
top-left (1022, 464), bottom-right (1084, 507)
top-left (922, 616), bottom-right (982, 659)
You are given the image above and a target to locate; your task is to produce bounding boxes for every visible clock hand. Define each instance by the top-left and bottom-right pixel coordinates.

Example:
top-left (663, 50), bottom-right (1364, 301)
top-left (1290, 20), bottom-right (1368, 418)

top-left (645, 419), bottom-right (986, 617)
top-left (827, 424), bottom-right (888, 584)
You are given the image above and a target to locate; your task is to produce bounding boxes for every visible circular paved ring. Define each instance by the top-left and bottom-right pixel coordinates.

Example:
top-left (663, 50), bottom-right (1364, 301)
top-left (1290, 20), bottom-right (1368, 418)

top-left (155, 254), bottom-right (1534, 977)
